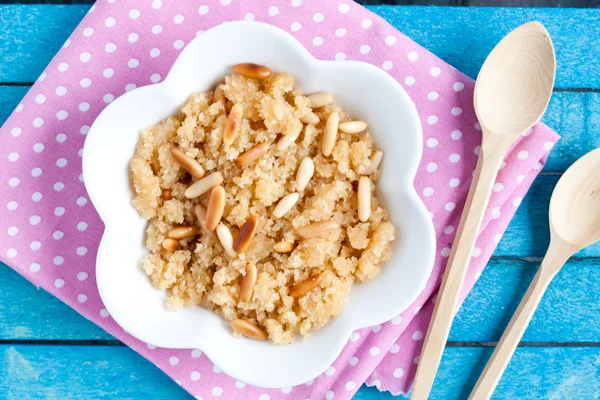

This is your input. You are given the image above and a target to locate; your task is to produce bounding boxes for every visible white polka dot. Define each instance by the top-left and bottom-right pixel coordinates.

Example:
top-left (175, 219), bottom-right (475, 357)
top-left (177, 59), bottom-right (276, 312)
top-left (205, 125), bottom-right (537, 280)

top-left (125, 83), bottom-right (137, 92)
top-left (429, 211), bottom-right (434, 219)
top-left (389, 344), bottom-right (400, 353)
top-left (290, 22), bottom-right (302, 32)
top-left (78, 102), bottom-right (90, 112)
top-left (339, 3), bottom-right (350, 13)
top-left (52, 231), bottom-right (64, 240)
top-left (350, 332), bottom-right (359, 342)
top-left (426, 138), bottom-right (438, 148)
top-left (53, 87), bottom-right (67, 98)
top-left (449, 178), bottom-right (460, 188)
top-left (441, 247), bottom-right (451, 257)
top-left (105, 17), bottom-right (116, 27)
top-left (77, 271), bottom-right (88, 281)
top-left (349, 356), bottom-right (359, 366)
top-left (313, 37), bottom-right (324, 47)
top-left (345, 381), bottom-right (356, 391)
top-left (212, 387), bottom-right (223, 396)
top-left (427, 115), bottom-right (438, 125)
top-left (451, 130), bottom-right (462, 140)
top-left (173, 40), bottom-right (185, 50)
top-left (8, 177), bottom-right (19, 187)
top-left (221, 0), bottom-right (232, 5)
top-left (39, 72), bottom-right (47, 81)
top-left (128, 33), bottom-right (139, 43)
top-left (6, 248), bottom-right (17, 258)
top-left (372, 324), bottom-right (382, 332)
top-left (472, 247), bottom-right (482, 257)
top-left (313, 13), bottom-right (324, 22)
top-left (54, 182), bottom-right (65, 192)
top-left (449, 153), bottom-right (461, 163)
top-left (336, 28), bottom-right (346, 37)
top-left (391, 315), bottom-right (402, 325)
top-left (362, 18), bottom-right (373, 28)
top-left (445, 202), bottom-right (456, 211)
top-left (268, 6), bottom-right (279, 16)
top-left (7, 226), bottom-right (18, 236)
top-left (31, 168), bottom-right (42, 177)
top-left (56, 110), bottom-right (68, 120)
top-left (54, 279), bottom-right (64, 288)
top-left (29, 215), bottom-right (41, 225)
top-left (80, 125), bottom-right (90, 135)
top-left (80, 78), bottom-right (92, 88)
top-left (304, 379), bottom-right (314, 386)
top-left (325, 391), bottom-right (334, 400)
top-left (426, 162), bottom-right (438, 172)
top-left (105, 43), bottom-right (117, 53)
top-left (152, 0), bottom-right (162, 9)
top-left (235, 381), bottom-right (246, 389)
top-left (430, 67), bottom-right (441, 77)
top-left (150, 48), bottom-right (161, 58)
top-left (379, 61), bottom-right (393, 71)
top-left (57, 62), bottom-right (69, 73)
top-left (8, 153), bottom-right (19, 162)
top-left (77, 222), bottom-right (88, 231)
top-left (32, 192), bottom-right (43, 202)
top-left (518, 150), bottom-right (529, 160)
top-left (427, 91), bottom-right (439, 101)
top-left (151, 24), bottom-right (163, 35)
top-left (493, 183), bottom-right (504, 192)
top-left (35, 94), bottom-right (46, 104)
top-left (522, 128), bottom-right (533, 136)
top-left (76, 197), bottom-right (88, 206)
top-left (393, 368), bottom-right (404, 378)
top-left (443, 225), bottom-right (454, 234)
top-left (475, 122), bottom-right (481, 131)
top-left (335, 52), bottom-right (346, 61)
top-left (16, 104), bottom-right (23, 112)
top-left (150, 74), bottom-right (161, 83)
top-left (11, 127), bottom-right (21, 137)
top-left (83, 27), bottom-right (93, 37)
top-left (104, 94), bottom-right (115, 103)
top-left (54, 207), bottom-right (65, 216)
top-left (517, 174), bottom-right (526, 184)
top-left (325, 366), bottom-right (336, 376)
top-left (244, 13), bottom-right (255, 21)
top-left (191, 349), bottom-right (202, 358)
top-left (129, 9), bottom-right (140, 19)
top-left (492, 207), bottom-right (501, 219)
top-left (474, 146), bottom-right (481, 155)
top-left (33, 118), bottom-right (44, 128)
top-left (78, 294), bottom-right (88, 303)
top-left (291, 0), bottom-right (302, 6)
top-left (543, 141), bottom-right (554, 151)
top-left (30, 263), bottom-right (40, 273)
top-left (33, 143), bottom-right (44, 153)
top-left (190, 371), bottom-right (200, 381)
top-left (173, 14), bottom-right (184, 24)
top-left (533, 161), bottom-right (543, 170)
top-left (512, 197), bottom-right (523, 207)
top-left (369, 346), bottom-right (380, 356)
top-left (80, 52), bottom-right (91, 62)
top-left (168, 356), bottom-right (179, 366)
top-left (213, 365), bottom-right (222, 373)
top-left (407, 51), bottom-right (418, 61)
top-left (100, 309), bottom-right (109, 317)
top-left (453, 82), bottom-right (465, 91)
top-left (494, 233), bottom-right (503, 243)
top-left (423, 187), bottom-right (434, 197)
top-left (451, 107), bottom-right (463, 116)
top-left (76, 246), bottom-right (88, 256)
top-left (385, 35), bottom-right (397, 46)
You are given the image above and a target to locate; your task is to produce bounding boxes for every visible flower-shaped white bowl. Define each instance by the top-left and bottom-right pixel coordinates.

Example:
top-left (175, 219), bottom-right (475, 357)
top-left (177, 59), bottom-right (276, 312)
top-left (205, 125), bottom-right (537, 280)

top-left (83, 21), bottom-right (435, 389)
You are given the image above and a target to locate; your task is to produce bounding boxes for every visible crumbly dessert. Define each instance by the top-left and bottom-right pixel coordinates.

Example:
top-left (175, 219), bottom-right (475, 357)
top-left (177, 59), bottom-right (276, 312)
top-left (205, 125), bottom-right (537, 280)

top-left (130, 63), bottom-right (395, 344)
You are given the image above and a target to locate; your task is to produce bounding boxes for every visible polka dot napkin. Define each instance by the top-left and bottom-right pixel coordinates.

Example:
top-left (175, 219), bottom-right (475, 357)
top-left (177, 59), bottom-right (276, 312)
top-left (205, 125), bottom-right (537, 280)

top-left (0, 0), bottom-right (559, 398)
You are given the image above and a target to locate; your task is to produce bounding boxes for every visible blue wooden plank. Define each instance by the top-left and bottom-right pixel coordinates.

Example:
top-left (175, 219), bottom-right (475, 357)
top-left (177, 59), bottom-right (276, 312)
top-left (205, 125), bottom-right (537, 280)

top-left (2, 344), bottom-right (598, 399)
top-left (0, 6), bottom-right (599, 89)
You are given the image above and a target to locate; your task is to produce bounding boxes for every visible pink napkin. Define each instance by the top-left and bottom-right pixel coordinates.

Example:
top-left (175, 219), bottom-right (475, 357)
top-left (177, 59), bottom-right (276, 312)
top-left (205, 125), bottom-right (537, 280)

top-left (0, 1), bottom-right (559, 398)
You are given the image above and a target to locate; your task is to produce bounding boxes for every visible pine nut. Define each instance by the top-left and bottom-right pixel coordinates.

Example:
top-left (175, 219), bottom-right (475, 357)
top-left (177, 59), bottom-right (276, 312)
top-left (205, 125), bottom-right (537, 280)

top-left (230, 319), bottom-right (268, 341)
top-left (339, 120), bottom-right (367, 134)
top-left (212, 84), bottom-right (225, 104)
top-left (365, 150), bottom-right (383, 174)
top-left (194, 204), bottom-right (210, 232)
top-left (216, 223), bottom-right (236, 257)
top-left (167, 225), bottom-right (200, 239)
top-left (358, 176), bottom-right (371, 222)
top-left (232, 63), bottom-right (272, 80)
top-left (239, 263), bottom-right (257, 302)
top-left (274, 241), bottom-right (294, 253)
top-left (296, 220), bottom-right (339, 239)
top-left (308, 92), bottom-right (334, 108)
top-left (224, 103), bottom-right (243, 146)
top-left (171, 147), bottom-right (205, 179)
top-left (322, 111), bottom-right (339, 156)
top-left (295, 157), bottom-right (315, 191)
top-left (273, 193), bottom-right (300, 218)
top-left (161, 189), bottom-right (173, 200)
top-left (233, 215), bottom-right (259, 253)
top-left (205, 186), bottom-right (226, 231)
top-left (185, 172), bottom-right (224, 198)
top-left (236, 142), bottom-right (270, 167)
top-left (300, 112), bottom-right (320, 125)
top-left (289, 273), bottom-right (323, 297)
top-left (162, 238), bottom-right (179, 252)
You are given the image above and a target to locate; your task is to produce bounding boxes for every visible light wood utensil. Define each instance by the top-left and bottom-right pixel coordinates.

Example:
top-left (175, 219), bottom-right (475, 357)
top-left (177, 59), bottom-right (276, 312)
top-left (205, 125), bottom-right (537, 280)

top-left (469, 147), bottom-right (600, 399)
top-left (411, 21), bottom-right (556, 399)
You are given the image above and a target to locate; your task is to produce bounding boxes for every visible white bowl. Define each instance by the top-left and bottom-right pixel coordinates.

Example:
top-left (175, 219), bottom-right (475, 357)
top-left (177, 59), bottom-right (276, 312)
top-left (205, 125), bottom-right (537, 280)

top-left (83, 21), bottom-right (435, 389)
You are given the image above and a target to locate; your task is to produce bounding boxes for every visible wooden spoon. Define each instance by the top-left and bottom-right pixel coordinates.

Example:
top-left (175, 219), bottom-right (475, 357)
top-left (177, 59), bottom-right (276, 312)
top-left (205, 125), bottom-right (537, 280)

top-left (469, 147), bottom-right (600, 399)
top-left (411, 21), bottom-right (555, 399)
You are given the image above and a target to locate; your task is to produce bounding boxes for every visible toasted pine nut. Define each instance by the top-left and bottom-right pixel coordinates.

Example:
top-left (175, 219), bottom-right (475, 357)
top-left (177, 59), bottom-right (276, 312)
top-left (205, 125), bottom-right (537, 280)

top-left (161, 189), bottom-right (173, 200)
top-left (167, 225), bottom-right (200, 239)
top-left (212, 84), bottom-right (225, 104)
top-left (230, 319), bottom-right (268, 341)
top-left (236, 142), bottom-right (270, 167)
top-left (170, 147), bottom-right (205, 179)
top-left (276, 133), bottom-right (299, 151)
top-left (300, 112), bottom-right (320, 125)
top-left (273, 193), bottom-right (300, 218)
top-left (322, 111), bottom-right (339, 156)
top-left (308, 92), bottom-right (334, 108)
top-left (185, 172), bottom-right (224, 199)
top-left (274, 241), bottom-right (294, 253)
top-left (239, 263), bottom-right (257, 302)
top-left (358, 176), bottom-right (371, 222)
top-left (289, 273), bottom-right (323, 297)
top-left (216, 223), bottom-right (236, 257)
top-left (233, 215), bottom-right (259, 253)
top-left (224, 103), bottom-right (243, 146)
top-left (194, 204), bottom-right (210, 232)
top-left (162, 238), bottom-right (179, 252)
top-left (339, 120), bottom-right (367, 134)
top-left (295, 157), bottom-right (315, 191)
top-left (206, 186), bottom-right (226, 231)
top-left (296, 220), bottom-right (339, 239)
top-left (232, 63), bottom-right (272, 80)
top-left (365, 150), bottom-right (383, 174)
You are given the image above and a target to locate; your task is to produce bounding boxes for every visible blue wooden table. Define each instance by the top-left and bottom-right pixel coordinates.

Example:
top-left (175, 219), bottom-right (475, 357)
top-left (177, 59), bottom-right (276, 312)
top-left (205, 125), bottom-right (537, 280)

top-left (1, 4), bottom-right (599, 399)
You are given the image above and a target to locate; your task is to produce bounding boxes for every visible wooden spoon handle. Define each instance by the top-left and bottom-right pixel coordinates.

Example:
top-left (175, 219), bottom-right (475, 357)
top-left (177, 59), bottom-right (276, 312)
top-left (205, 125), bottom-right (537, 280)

top-left (411, 141), bottom-right (510, 399)
top-left (468, 240), bottom-right (572, 399)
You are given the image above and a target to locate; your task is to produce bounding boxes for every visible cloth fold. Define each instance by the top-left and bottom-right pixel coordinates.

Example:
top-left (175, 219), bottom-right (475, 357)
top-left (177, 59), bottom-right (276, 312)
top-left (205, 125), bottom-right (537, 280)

top-left (0, 1), bottom-right (559, 399)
